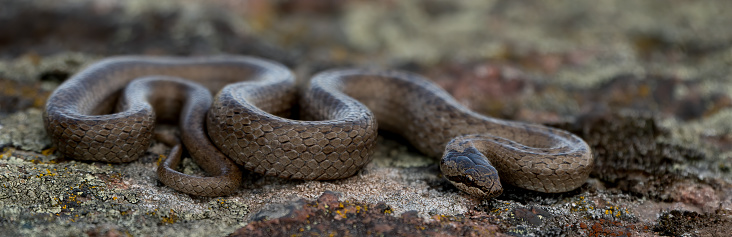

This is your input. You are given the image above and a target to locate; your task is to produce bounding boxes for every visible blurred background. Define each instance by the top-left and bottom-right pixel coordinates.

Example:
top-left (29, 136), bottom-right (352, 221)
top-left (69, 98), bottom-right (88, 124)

top-left (3, 0), bottom-right (731, 121)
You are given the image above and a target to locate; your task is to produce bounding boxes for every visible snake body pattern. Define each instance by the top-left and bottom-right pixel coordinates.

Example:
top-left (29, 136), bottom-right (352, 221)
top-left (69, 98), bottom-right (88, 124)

top-left (43, 56), bottom-right (593, 198)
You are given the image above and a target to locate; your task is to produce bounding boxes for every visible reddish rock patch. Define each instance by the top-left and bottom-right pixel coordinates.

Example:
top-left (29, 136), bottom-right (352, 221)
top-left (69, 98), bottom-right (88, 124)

top-left (231, 191), bottom-right (504, 237)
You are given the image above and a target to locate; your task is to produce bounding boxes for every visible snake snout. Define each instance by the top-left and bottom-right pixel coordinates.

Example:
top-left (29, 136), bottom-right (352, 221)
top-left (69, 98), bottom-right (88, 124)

top-left (440, 148), bottom-right (503, 198)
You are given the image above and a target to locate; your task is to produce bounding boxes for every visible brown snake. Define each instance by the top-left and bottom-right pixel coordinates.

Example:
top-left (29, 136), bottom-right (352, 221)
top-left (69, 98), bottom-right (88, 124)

top-left (43, 56), bottom-right (593, 198)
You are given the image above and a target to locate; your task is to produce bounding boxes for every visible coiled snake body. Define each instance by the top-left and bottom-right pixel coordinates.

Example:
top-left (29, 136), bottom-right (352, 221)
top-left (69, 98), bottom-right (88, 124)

top-left (43, 56), bottom-right (593, 198)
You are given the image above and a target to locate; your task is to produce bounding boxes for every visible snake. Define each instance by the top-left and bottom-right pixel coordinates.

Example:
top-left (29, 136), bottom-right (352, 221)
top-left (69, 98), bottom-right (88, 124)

top-left (43, 56), bottom-right (593, 198)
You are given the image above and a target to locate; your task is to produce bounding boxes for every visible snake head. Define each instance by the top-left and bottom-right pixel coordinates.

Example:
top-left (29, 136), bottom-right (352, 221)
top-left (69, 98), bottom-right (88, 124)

top-left (440, 147), bottom-right (503, 198)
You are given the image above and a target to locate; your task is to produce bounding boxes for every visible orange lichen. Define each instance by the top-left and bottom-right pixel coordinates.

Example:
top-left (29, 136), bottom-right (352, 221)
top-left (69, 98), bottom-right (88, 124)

top-left (160, 209), bottom-right (178, 224)
top-left (156, 154), bottom-right (166, 165)
top-left (0, 79), bottom-right (51, 111)
top-left (41, 147), bottom-right (56, 156)
top-left (570, 195), bottom-right (596, 213)
top-left (0, 148), bottom-right (13, 159)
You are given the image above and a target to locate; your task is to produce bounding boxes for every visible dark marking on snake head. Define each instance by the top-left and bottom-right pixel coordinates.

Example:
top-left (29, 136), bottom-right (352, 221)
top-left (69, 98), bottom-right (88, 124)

top-left (441, 148), bottom-right (503, 198)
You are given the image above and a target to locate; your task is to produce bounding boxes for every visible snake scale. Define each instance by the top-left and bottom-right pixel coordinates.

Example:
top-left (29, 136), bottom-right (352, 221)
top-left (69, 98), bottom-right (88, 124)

top-left (43, 56), bottom-right (593, 198)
